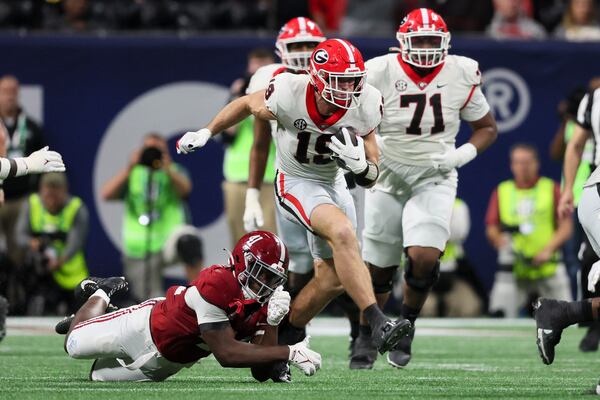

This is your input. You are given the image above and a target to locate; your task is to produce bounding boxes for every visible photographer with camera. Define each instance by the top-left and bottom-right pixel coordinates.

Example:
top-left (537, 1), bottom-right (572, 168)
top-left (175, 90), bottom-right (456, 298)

top-left (15, 172), bottom-right (89, 315)
top-left (102, 133), bottom-right (192, 301)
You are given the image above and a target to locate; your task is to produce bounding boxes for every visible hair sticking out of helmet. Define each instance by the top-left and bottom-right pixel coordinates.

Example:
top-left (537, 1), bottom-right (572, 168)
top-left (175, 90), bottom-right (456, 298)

top-left (396, 8), bottom-right (451, 69)
top-left (229, 231), bottom-right (289, 303)
top-left (276, 17), bottom-right (326, 72)
top-left (309, 38), bottom-right (366, 110)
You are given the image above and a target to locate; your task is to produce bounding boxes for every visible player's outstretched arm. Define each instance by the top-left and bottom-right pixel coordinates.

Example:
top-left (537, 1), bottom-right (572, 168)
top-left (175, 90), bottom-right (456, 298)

top-left (201, 322), bottom-right (289, 368)
top-left (177, 91), bottom-right (276, 154)
top-left (0, 146), bottom-right (65, 180)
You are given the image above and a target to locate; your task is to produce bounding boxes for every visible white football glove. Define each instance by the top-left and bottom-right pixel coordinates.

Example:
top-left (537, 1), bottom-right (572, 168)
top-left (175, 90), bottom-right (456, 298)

top-left (243, 188), bottom-right (264, 232)
top-left (430, 140), bottom-right (477, 173)
top-left (24, 146), bottom-right (65, 174)
top-left (267, 286), bottom-right (291, 326)
top-left (176, 128), bottom-right (212, 154)
top-left (588, 260), bottom-right (600, 293)
top-left (288, 336), bottom-right (321, 376)
top-left (327, 128), bottom-right (367, 174)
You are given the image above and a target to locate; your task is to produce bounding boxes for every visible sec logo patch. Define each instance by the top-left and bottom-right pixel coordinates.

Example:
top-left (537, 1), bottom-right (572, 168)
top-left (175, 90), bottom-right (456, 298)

top-left (294, 119), bottom-right (307, 130)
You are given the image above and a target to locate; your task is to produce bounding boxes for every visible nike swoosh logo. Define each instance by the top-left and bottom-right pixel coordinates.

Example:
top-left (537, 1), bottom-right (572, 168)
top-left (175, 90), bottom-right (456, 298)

top-left (346, 156), bottom-right (360, 161)
top-left (437, 83), bottom-right (447, 88)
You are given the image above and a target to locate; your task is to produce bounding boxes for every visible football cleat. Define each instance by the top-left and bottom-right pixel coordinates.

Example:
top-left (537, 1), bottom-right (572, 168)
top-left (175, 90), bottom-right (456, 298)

top-left (0, 296), bottom-right (8, 343)
top-left (372, 317), bottom-right (412, 355)
top-left (387, 326), bottom-right (415, 368)
top-left (534, 298), bottom-right (567, 365)
top-left (269, 361), bottom-right (292, 383)
top-left (349, 334), bottom-right (378, 369)
top-left (76, 276), bottom-right (129, 301)
top-left (55, 304), bottom-right (119, 335)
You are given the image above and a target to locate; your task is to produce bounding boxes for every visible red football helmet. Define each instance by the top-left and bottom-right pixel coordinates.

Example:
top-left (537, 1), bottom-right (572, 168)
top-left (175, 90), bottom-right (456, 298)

top-left (276, 17), bottom-right (326, 72)
top-left (229, 231), bottom-right (289, 303)
top-left (397, 8), bottom-right (450, 68)
top-left (309, 38), bottom-right (366, 110)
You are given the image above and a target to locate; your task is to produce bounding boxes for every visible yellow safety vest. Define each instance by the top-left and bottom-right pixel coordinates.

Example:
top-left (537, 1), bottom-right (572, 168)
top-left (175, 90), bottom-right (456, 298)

top-left (497, 177), bottom-right (558, 280)
top-left (29, 194), bottom-right (88, 289)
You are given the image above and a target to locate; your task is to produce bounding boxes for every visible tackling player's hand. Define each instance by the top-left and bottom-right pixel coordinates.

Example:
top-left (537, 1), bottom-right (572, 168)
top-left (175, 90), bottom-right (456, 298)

top-left (328, 128), bottom-right (367, 174)
top-left (25, 146), bottom-right (65, 173)
top-left (288, 336), bottom-right (321, 376)
top-left (243, 188), bottom-right (264, 232)
top-left (430, 140), bottom-right (477, 173)
top-left (588, 260), bottom-right (600, 293)
top-left (558, 190), bottom-right (574, 219)
top-left (176, 128), bottom-right (212, 154)
top-left (267, 286), bottom-right (290, 326)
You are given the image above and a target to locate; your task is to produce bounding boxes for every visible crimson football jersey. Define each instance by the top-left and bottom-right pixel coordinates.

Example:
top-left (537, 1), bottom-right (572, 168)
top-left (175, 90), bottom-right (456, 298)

top-left (150, 265), bottom-right (268, 364)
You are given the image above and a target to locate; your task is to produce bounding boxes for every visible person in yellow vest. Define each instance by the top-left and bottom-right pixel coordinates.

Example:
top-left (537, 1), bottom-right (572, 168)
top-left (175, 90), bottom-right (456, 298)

top-left (102, 133), bottom-right (192, 301)
top-left (486, 143), bottom-right (572, 317)
top-left (421, 198), bottom-right (484, 317)
top-left (221, 48), bottom-right (277, 245)
top-left (15, 172), bottom-right (88, 314)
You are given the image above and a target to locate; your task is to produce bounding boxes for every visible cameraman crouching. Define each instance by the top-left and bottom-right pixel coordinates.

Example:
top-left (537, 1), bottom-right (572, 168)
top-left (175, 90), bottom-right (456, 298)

top-left (102, 133), bottom-right (192, 301)
top-left (16, 172), bottom-right (89, 315)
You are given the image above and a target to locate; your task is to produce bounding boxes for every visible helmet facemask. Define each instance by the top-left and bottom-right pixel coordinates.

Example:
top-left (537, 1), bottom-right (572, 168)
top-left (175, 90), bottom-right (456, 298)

top-left (276, 39), bottom-right (324, 72)
top-left (237, 250), bottom-right (287, 304)
top-left (313, 67), bottom-right (366, 110)
top-left (397, 30), bottom-right (450, 68)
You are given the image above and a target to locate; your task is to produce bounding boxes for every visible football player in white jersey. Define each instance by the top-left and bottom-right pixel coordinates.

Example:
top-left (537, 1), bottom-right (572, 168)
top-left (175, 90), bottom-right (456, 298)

top-left (245, 16), bottom-right (325, 309)
top-left (177, 39), bottom-right (412, 360)
top-left (245, 18), bottom-right (362, 364)
top-left (352, 8), bottom-right (497, 369)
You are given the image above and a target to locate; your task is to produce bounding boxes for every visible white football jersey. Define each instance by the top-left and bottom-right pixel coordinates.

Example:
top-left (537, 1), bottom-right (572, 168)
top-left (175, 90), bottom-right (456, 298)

top-left (366, 54), bottom-right (490, 166)
top-left (247, 63), bottom-right (288, 94)
top-left (264, 73), bottom-right (383, 182)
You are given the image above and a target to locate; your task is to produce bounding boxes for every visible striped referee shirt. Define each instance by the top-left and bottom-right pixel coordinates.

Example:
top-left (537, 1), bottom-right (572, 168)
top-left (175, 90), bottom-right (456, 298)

top-left (577, 88), bottom-right (600, 187)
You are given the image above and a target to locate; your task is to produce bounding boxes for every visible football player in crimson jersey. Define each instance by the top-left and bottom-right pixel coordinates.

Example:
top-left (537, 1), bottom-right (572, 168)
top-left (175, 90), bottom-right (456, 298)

top-left (62, 231), bottom-right (322, 382)
top-left (244, 18), bottom-right (362, 362)
top-left (351, 8), bottom-right (498, 369)
top-left (177, 39), bottom-right (412, 359)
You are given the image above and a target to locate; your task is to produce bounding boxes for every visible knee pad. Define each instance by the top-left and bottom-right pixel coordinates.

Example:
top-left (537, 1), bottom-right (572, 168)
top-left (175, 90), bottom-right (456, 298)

top-left (404, 258), bottom-right (440, 292)
top-left (369, 264), bottom-right (398, 294)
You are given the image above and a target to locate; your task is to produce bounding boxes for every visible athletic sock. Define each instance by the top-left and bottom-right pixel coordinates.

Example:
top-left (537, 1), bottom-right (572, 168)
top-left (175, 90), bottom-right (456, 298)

top-left (564, 300), bottom-right (593, 326)
top-left (363, 303), bottom-right (386, 329)
top-left (358, 324), bottom-right (372, 338)
top-left (401, 303), bottom-right (421, 326)
top-left (349, 319), bottom-right (360, 341)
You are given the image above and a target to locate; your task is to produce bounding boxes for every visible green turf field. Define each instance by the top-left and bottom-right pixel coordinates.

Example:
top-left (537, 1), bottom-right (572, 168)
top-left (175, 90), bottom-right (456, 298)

top-left (1, 320), bottom-right (599, 399)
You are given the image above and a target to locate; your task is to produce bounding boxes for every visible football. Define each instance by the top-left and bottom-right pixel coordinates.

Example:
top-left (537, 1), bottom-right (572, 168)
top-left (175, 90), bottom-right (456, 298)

top-left (332, 127), bottom-right (359, 170)
top-left (333, 126), bottom-right (359, 146)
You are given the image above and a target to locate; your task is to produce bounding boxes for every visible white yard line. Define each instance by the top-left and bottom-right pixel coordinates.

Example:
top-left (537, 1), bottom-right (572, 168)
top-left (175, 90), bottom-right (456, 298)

top-left (5, 317), bottom-right (534, 337)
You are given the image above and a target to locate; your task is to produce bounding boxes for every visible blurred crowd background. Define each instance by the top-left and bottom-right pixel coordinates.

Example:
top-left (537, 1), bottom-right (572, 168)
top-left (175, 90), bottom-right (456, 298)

top-left (0, 1), bottom-right (600, 352)
top-left (0, 0), bottom-right (599, 41)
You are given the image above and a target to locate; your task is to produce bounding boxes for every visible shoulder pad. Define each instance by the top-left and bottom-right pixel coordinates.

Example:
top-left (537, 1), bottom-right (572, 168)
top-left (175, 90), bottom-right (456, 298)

top-left (195, 265), bottom-right (242, 310)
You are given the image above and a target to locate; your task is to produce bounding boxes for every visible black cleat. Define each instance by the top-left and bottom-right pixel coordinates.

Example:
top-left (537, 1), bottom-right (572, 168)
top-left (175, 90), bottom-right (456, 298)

top-left (55, 304), bottom-right (119, 335)
top-left (269, 361), bottom-right (291, 383)
top-left (579, 324), bottom-right (600, 352)
top-left (349, 334), bottom-right (378, 369)
top-left (74, 277), bottom-right (102, 304)
top-left (534, 298), bottom-right (567, 365)
top-left (372, 317), bottom-right (412, 355)
top-left (0, 296), bottom-right (8, 343)
top-left (387, 326), bottom-right (415, 368)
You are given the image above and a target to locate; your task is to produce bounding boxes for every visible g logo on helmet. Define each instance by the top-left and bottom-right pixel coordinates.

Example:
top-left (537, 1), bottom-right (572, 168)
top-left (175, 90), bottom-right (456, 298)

top-left (313, 49), bottom-right (329, 64)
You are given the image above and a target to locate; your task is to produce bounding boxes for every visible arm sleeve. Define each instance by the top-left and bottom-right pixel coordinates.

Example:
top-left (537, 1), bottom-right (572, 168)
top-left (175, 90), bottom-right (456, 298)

top-left (576, 92), bottom-right (592, 130)
top-left (448, 201), bottom-right (470, 243)
top-left (459, 59), bottom-right (490, 122)
top-left (62, 203), bottom-right (89, 261)
top-left (15, 200), bottom-right (32, 248)
top-left (184, 285), bottom-right (229, 325)
top-left (484, 189), bottom-right (500, 226)
top-left (263, 74), bottom-right (291, 118)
